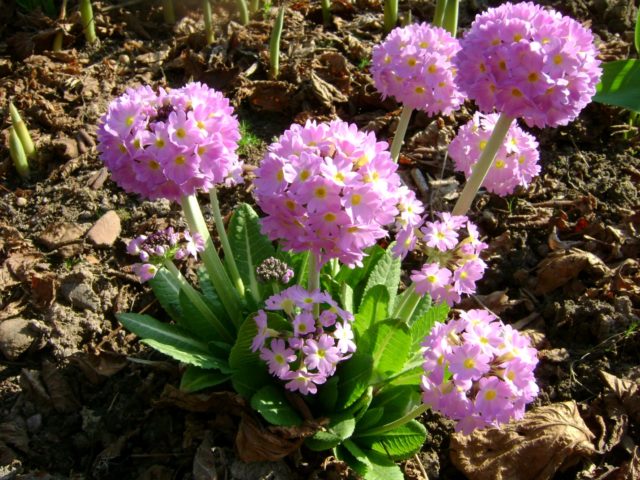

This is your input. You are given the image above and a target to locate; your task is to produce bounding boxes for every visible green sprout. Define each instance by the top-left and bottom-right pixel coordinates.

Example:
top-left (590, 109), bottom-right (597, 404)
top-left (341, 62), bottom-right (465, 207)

top-left (162, 0), bottom-right (175, 24)
top-left (9, 127), bottom-right (30, 180)
top-left (52, 0), bottom-right (68, 52)
top-left (383, 0), bottom-right (398, 34)
top-left (9, 102), bottom-right (36, 159)
top-left (203, 0), bottom-right (214, 44)
top-left (79, 0), bottom-right (97, 44)
top-left (321, 0), bottom-right (331, 27)
top-left (238, 121), bottom-right (262, 155)
top-left (249, 0), bottom-right (260, 15)
top-left (269, 7), bottom-right (285, 79)
top-left (237, 0), bottom-right (249, 25)
top-left (357, 57), bottom-right (370, 71)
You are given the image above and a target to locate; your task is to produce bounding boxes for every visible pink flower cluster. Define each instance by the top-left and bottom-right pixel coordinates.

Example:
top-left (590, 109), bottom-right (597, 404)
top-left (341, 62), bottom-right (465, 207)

top-left (127, 227), bottom-right (205, 282)
top-left (97, 82), bottom-right (242, 201)
top-left (454, 2), bottom-right (601, 128)
top-left (251, 286), bottom-right (356, 395)
top-left (253, 119), bottom-right (405, 267)
top-left (422, 309), bottom-right (539, 434)
top-left (394, 213), bottom-right (487, 306)
top-left (448, 112), bottom-right (540, 195)
top-left (371, 23), bottom-right (463, 115)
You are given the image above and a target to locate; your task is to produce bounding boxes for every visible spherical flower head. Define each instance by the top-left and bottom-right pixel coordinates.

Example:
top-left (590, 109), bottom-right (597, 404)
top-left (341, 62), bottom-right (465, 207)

top-left (371, 23), bottom-right (464, 115)
top-left (408, 213), bottom-right (488, 306)
top-left (454, 2), bottom-right (602, 127)
top-left (254, 119), bottom-right (403, 267)
top-left (253, 285), bottom-right (356, 395)
top-left (97, 82), bottom-right (242, 201)
top-left (421, 309), bottom-right (539, 434)
top-left (449, 112), bottom-right (540, 195)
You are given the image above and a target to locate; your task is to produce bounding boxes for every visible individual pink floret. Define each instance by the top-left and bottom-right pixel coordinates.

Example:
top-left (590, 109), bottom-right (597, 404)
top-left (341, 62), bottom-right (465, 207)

top-left (371, 23), bottom-right (464, 115)
top-left (421, 309), bottom-right (539, 434)
top-left (97, 82), bottom-right (242, 201)
top-left (454, 2), bottom-right (601, 127)
top-left (254, 119), bottom-right (405, 267)
top-left (449, 112), bottom-right (541, 195)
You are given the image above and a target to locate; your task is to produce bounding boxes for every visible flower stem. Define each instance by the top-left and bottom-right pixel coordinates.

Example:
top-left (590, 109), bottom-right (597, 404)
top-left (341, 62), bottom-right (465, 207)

top-left (163, 260), bottom-right (234, 343)
top-left (389, 105), bottom-right (413, 163)
top-left (180, 195), bottom-right (243, 325)
top-left (452, 112), bottom-right (514, 216)
top-left (236, 0), bottom-right (249, 25)
top-left (209, 187), bottom-right (245, 298)
top-left (433, 0), bottom-right (446, 27)
top-left (202, 0), bottom-right (214, 45)
top-left (79, 0), bottom-right (97, 44)
top-left (383, 0), bottom-right (398, 34)
top-left (442, 0), bottom-right (459, 36)
top-left (52, 0), bottom-right (68, 52)
top-left (269, 7), bottom-right (285, 79)
top-left (321, 0), bottom-right (331, 27)
top-left (393, 283), bottom-right (419, 321)
top-left (358, 403), bottom-right (428, 436)
top-left (308, 254), bottom-right (320, 317)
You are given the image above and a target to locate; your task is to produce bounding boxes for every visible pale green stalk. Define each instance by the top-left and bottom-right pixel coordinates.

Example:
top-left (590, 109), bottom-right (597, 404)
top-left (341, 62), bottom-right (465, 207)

top-left (52, 0), bottom-right (68, 52)
top-left (269, 7), bottom-right (285, 79)
top-left (236, 0), bottom-right (249, 25)
top-left (163, 0), bottom-right (176, 24)
top-left (357, 403), bottom-right (428, 436)
top-left (163, 260), bottom-right (234, 343)
top-left (308, 253), bottom-right (320, 317)
top-left (389, 105), bottom-right (413, 163)
top-left (203, 0), bottom-right (214, 44)
top-left (9, 102), bottom-right (35, 158)
top-left (208, 187), bottom-right (245, 297)
top-left (9, 127), bottom-right (30, 180)
top-left (249, 0), bottom-right (260, 14)
top-left (321, 0), bottom-right (331, 27)
top-left (452, 113), bottom-right (514, 216)
top-left (433, 0), bottom-right (446, 27)
top-left (79, 0), bottom-right (97, 44)
top-left (392, 283), bottom-right (420, 321)
top-left (180, 195), bottom-right (243, 324)
top-left (442, 0), bottom-right (459, 36)
top-left (383, 0), bottom-right (398, 34)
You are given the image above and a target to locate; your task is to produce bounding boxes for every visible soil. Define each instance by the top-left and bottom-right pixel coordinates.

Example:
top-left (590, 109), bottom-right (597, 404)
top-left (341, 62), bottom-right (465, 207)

top-left (0, 0), bottom-right (639, 479)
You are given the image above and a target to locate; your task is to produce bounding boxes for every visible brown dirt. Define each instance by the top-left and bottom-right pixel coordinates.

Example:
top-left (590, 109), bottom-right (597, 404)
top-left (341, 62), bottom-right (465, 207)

top-left (0, 0), bottom-right (638, 479)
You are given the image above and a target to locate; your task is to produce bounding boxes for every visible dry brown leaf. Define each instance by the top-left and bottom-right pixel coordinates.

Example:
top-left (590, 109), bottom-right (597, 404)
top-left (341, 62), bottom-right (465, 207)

top-left (243, 80), bottom-right (296, 112)
top-left (535, 248), bottom-right (610, 294)
top-left (156, 384), bottom-right (246, 415)
top-left (0, 418), bottom-right (29, 453)
top-left (309, 71), bottom-right (349, 108)
top-left (450, 401), bottom-right (596, 480)
top-left (600, 370), bottom-right (640, 424)
top-left (193, 431), bottom-right (223, 480)
top-left (70, 351), bottom-right (128, 384)
top-left (31, 273), bottom-right (58, 310)
top-left (42, 360), bottom-right (80, 413)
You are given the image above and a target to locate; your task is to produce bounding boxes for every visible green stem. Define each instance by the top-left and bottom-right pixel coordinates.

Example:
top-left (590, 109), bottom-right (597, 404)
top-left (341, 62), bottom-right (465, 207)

top-left (202, 0), bottom-right (214, 44)
top-left (308, 253), bottom-right (320, 317)
top-left (321, 0), bottom-right (331, 27)
top-left (79, 0), bottom-right (97, 44)
top-left (433, 0), bottom-right (446, 27)
top-left (269, 7), bottom-right (285, 79)
top-left (236, 0), bottom-right (249, 25)
top-left (180, 195), bottom-right (243, 325)
top-left (249, 0), bottom-right (259, 14)
top-left (209, 187), bottom-right (246, 297)
top-left (452, 112), bottom-right (514, 216)
top-left (163, 260), bottom-right (234, 343)
top-left (9, 102), bottom-right (35, 158)
top-left (53, 0), bottom-right (68, 51)
top-left (383, 0), bottom-right (398, 34)
top-left (162, 0), bottom-right (175, 24)
top-left (442, 0), bottom-right (459, 36)
top-left (358, 403), bottom-right (428, 436)
top-left (9, 127), bottom-right (30, 180)
top-left (393, 283), bottom-right (419, 321)
top-left (389, 105), bottom-right (413, 163)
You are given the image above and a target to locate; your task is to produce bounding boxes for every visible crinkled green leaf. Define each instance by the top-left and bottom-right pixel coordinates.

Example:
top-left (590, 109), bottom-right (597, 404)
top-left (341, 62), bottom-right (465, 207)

top-left (410, 302), bottom-right (449, 354)
top-left (358, 420), bottom-right (426, 461)
top-left (180, 366), bottom-right (231, 393)
top-left (371, 319), bottom-right (411, 378)
top-left (354, 285), bottom-right (389, 339)
top-left (342, 440), bottom-right (404, 480)
top-left (149, 269), bottom-right (182, 321)
top-left (594, 59), bottom-right (640, 112)
top-left (305, 414), bottom-right (356, 451)
top-left (337, 351), bottom-right (373, 408)
top-left (363, 247), bottom-right (401, 315)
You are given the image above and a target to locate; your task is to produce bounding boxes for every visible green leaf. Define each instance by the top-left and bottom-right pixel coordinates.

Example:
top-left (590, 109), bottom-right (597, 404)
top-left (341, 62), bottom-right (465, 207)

top-left (149, 269), bottom-right (182, 321)
top-left (356, 407), bottom-right (384, 432)
top-left (358, 420), bottom-right (426, 461)
top-left (197, 268), bottom-right (228, 322)
top-left (341, 283), bottom-right (354, 314)
top-left (593, 59), bottom-right (640, 112)
top-left (354, 285), bottom-right (390, 338)
top-left (228, 203), bottom-right (276, 302)
top-left (305, 414), bottom-right (356, 451)
top-left (178, 289), bottom-right (219, 343)
top-left (317, 376), bottom-right (339, 413)
top-left (371, 320), bottom-right (411, 378)
top-left (250, 385), bottom-right (302, 426)
top-left (337, 351), bottom-right (373, 408)
top-left (362, 247), bottom-right (401, 315)
top-left (367, 385), bottom-right (421, 429)
top-left (410, 302), bottom-right (449, 354)
top-left (635, 7), bottom-right (640, 55)
top-left (180, 366), bottom-right (231, 393)
top-left (142, 339), bottom-right (228, 370)
top-left (342, 440), bottom-right (404, 480)
top-left (337, 245), bottom-right (385, 311)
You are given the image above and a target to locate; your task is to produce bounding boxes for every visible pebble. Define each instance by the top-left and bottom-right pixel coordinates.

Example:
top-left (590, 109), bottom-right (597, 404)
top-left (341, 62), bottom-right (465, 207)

top-left (0, 318), bottom-right (37, 360)
top-left (87, 210), bottom-right (121, 247)
top-left (15, 197), bottom-right (27, 207)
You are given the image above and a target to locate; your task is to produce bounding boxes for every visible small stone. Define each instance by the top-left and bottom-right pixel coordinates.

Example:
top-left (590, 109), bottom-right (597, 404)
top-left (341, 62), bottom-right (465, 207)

top-left (87, 210), bottom-right (121, 247)
top-left (0, 318), bottom-right (37, 360)
top-left (66, 283), bottom-right (100, 312)
top-left (36, 222), bottom-right (88, 258)
top-left (15, 197), bottom-right (27, 207)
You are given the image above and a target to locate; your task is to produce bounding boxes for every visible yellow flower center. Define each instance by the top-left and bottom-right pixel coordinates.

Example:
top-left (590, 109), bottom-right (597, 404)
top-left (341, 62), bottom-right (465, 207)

top-left (176, 128), bottom-right (186, 139)
top-left (125, 116), bottom-right (134, 127)
top-left (553, 54), bottom-right (563, 65)
top-left (463, 358), bottom-right (475, 369)
top-left (419, 41), bottom-right (429, 48)
top-left (300, 169), bottom-right (310, 181)
top-left (351, 194), bottom-right (362, 206)
top-left (415, 86), bottom-right (425, 94)
top-left (118, 143), bottom-right (127, 153)
top-left (197, 121), bottom-right (206, 129)
top-left (324, 212), bottom-right (336, 222)
top-left (314, 186), bottom-right (327, 199)
top-left (407, 57), bottom-right (417, 67)
top-left (513, 33), bottom-right (523, 42)
top-left (148, 160), bottom-right (160, 170)
top-left (428, 64), bottom-right (437, 74)
top-left (528, 72), bottom-right (539, 82)
top-left (511, 88), bottom-right (523, 98)
top-left (155, 138), bottom-right (165, 148)
top-left (175, 155), bottom-right (186, 165)
top-left (276, 169), bottom-right (284, 182)
top-left (479, 140), bottom-right (487, 150)
top-left (484, 389), bottom-right (497, 401)
top-left (495, 159), bottom-right (506, 169)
